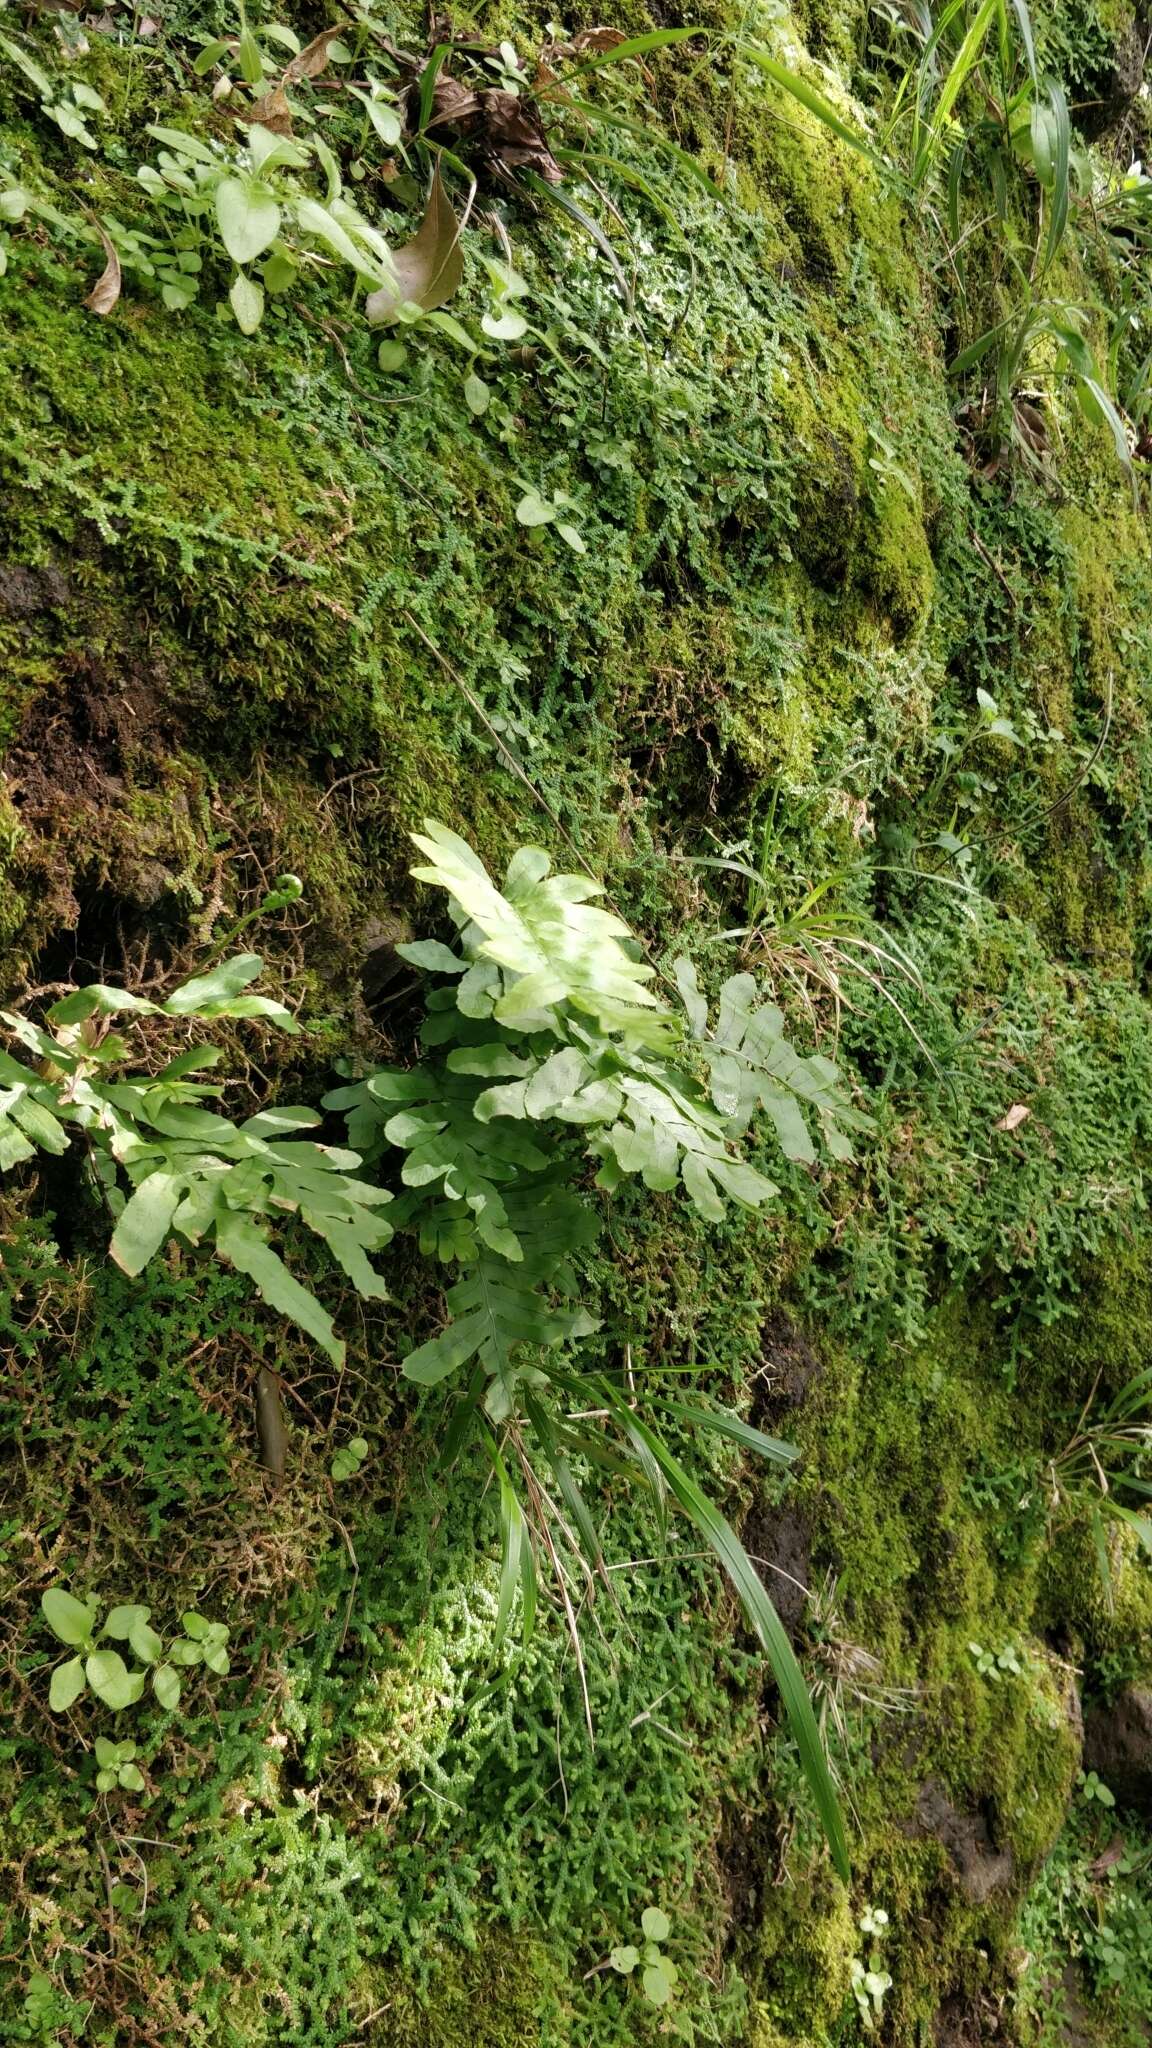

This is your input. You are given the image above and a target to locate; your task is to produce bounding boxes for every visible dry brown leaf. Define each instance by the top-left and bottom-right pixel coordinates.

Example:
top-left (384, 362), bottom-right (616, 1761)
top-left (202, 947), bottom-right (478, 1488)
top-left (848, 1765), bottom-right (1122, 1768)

top-left (569, 26), bottom-right (628, 55)
top-left (245, 24), bottom-right (349, 133)
top-left (478, 88), bottom-right (563, 181)
top-left (1090, 1839), bottom-right (1127, 1877)
top-left (282, 24), bottom-right (349, 84)
top-left (418, 72), bottom-right (482, 132)
top-left (365, 164), bottom-right (463, 325)
top-left (994, 1103), bottom-right (1031, 1133)
top-left (246, 81), bottom-right (292, 132)
top-left (83, 223), bottom-right (121, 316)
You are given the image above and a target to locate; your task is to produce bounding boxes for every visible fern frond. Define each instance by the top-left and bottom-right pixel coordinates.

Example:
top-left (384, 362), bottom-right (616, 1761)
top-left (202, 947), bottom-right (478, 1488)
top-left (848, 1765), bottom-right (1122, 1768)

top-left (410, 820), bottom-right (675, 1046)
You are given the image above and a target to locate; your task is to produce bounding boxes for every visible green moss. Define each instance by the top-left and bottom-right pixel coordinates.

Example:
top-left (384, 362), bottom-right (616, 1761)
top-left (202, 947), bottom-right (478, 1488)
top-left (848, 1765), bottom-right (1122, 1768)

top-left (364, 1936), bottom-right (563, 2048)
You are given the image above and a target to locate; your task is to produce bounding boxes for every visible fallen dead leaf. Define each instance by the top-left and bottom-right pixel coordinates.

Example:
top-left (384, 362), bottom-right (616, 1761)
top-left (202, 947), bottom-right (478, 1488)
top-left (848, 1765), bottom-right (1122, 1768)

top-left (569, 26), bottom-right (628, 55)
top-left (1090, 1838), bottom-right (1127, 1877)
top-left (246, 81), bottom-right (291, 132)
top-left (478, 88), bottom-right (563, 182)
top-left (994, 1103), bottom-right (1031, 1133)
top-left (417, 72), bottom-right (482, 133)
top-left (246, 24), bottom-right (349, 133)
top-left (282, 25), bottom-right (350, 84)
top-left (365, 163), bottom-right (463, 324)
top-left (83, 222), bottom-right (121, 316)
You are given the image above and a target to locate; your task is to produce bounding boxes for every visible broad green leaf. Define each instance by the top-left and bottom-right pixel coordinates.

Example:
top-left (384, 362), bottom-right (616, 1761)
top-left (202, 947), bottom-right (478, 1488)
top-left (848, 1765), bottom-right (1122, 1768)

top-left (515, 489), bottom-right (555, 526)
top-left (483, 308), bottom-right (529, 341)
top-left (294, 195), bottom-right (386, 281)
top-left (47, 985), bottom-right (160, 1024)
top-left (643, 1966), bottom-right (672, 2006)
top-left (130, 1618), bottom-right (163, 1664)
top-left (86, 1649), bottom-right (145, 1712)
top-left (680, 1150), bottom-right (726, 1221)
top-left (49, 1657), bottom-right (86, 1712)
top-left (610, 1946), bottom-right (639, 1974)
top-left (12, 1096), bottom-right (69, 1154)
top-left (446, 1044), bottom-right (532, 1078)
top-left (247, 127), bottom-right (309, 177)
top-left (103, 1605), bottom-right (148, 1639)
top-left (524, 1048), bottom-right (588, 1117)
top-left (211, 172), bottom-right (278, 266)
top-left (404, 1309), bottom-right (491, 1385)
top-left (193, 38), bottom-right (232, 74)
top-left (110, 1172), bottom-right (184, 1276)
top-left (165, 955), bottom-right (263, 1014)
top-left (94, 1737), bottom-right (118, 1767)
top-left (145, 124), bottom-right (221, 165)
top-left (409, 822), bottom-right (670, 1043)
top-left (167, 1638), bottom-right (204, 1666)
top-left (673, 956), bottom-right (708, 1035)
top-left (641, 1906), bottom-right (671, 1942)
top-left (313, 1217), bottom-right (391, 1300)
top-left (396, 940), bottom-right (466, 973)
top-left (118, 1763), bottom-right (146, 1792)
top-left (42, 1588), bottom-right (96, 1647)
top-left (346, 85), bottom-right (403, 146)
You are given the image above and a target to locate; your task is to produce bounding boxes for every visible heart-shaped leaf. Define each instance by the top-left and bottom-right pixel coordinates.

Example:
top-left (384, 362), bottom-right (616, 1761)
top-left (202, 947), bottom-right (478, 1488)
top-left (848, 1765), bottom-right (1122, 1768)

top-left (215, 176), bottom-right (281, 265)
top-left (86, 1649), bottom-right (144, 1712)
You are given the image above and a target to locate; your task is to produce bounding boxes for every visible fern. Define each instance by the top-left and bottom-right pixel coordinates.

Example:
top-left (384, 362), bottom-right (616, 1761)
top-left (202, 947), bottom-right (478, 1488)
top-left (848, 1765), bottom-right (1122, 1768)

top-left (2, 827), bottom-right (865, 1876)
top-left (324, 821), bottom-right (868, 1880)
top-left (0, 956), bottom-right (390, 1365)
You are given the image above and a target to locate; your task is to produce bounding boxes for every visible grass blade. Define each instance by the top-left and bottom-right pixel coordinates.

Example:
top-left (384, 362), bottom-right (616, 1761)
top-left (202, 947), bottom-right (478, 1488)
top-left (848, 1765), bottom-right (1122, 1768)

top-left (484, 1434), bottom-right (527, 1648)
top-left (740, 47), bottom-right (882, 171)
top-left (561, 95), bottom-right (729, 200)
top-left (565, 27), bottom-right (706, 77)
top-left (916, 0), bottom-right (998, 184)
top-left (521, 169), bottom-right (634, 310)
top-left (602, 1385), bottom-right (849, 1879)
top-left (655, 1398), bottom-right (799, 1466)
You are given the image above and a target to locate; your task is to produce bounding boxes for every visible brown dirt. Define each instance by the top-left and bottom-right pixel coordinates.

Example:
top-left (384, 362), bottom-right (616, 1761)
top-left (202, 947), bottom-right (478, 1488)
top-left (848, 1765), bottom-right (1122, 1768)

top-left (6, 661), bottom-right (174, 817)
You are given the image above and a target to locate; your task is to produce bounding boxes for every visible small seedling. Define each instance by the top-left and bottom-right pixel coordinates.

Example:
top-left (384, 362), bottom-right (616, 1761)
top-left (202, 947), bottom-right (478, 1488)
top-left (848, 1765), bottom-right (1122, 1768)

top-left (968, 1640), bottom-right (1022, 1679)
top-left (851, 1905), bottom-right (892, 2031)
top-left (608, 1904), bottom-right (679, 2008)
top-left (42, 1589), bottom-right (229, 1717)
top-left (1079, 1770), bottom-right (1116, 1808)
top-left (330, 1436), bottom-right (370, 1482)
top-left (851, 1959), bottom-right (893, 2030)
top-left (94, 1737), bottom-right (145, 1793)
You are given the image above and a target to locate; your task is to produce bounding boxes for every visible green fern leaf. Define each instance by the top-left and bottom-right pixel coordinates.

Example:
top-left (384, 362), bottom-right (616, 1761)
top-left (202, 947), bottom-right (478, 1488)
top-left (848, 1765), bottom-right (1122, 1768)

top-left (410, 821), bottom-right (675, 1046)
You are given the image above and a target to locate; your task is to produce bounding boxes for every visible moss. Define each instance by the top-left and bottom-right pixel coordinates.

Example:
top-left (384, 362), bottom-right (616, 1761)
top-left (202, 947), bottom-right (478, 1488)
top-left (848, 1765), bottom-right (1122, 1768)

top-left (6, 0), bottom-right (1152, 2042)
top-left (363, 1936), bottom-right (564, 2048)
top-left (749, 1874), bottom-right (856, 2038)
